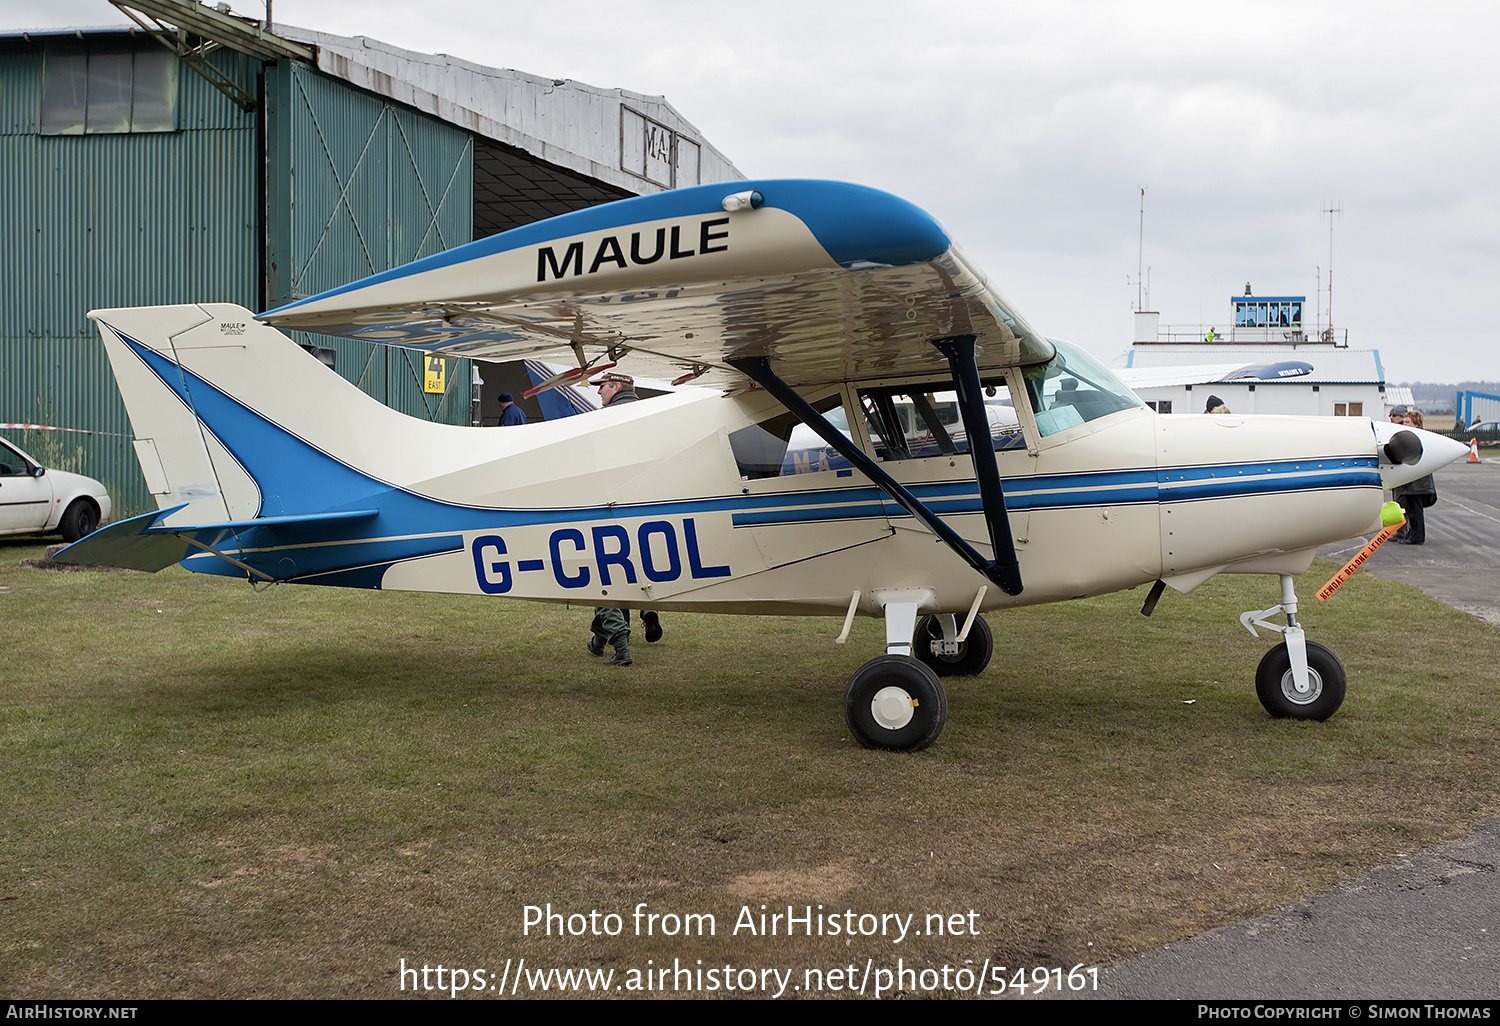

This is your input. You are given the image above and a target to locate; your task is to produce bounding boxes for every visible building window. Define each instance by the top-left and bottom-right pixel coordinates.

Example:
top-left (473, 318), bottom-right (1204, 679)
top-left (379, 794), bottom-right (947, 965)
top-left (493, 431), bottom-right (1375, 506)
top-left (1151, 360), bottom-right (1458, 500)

top-left (40, 45), bottom-right (178, 135)
top-left (1146, 400), bottom-right (1173, 414)
top-left (1234, 299), bottom-right (1303, 328)
top-left (1333, 402), bottom-right (1364, 417)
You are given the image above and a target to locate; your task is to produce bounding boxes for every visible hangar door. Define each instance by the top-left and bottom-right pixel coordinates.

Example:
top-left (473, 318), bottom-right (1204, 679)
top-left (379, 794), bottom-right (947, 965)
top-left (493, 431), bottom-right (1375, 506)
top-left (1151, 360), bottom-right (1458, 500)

top-left (263, 61), bottom-right (474, 424)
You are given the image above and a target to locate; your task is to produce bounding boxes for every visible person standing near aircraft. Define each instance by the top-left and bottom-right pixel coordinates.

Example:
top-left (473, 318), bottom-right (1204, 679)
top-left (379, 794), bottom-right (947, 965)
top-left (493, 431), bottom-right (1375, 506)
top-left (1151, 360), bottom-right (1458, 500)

top-left (1394, 409), bottom-right (1435, 544)
top-left (584, 373), bottom-right (663, 665)
top-left (496, 392), bottom-right (526, 426)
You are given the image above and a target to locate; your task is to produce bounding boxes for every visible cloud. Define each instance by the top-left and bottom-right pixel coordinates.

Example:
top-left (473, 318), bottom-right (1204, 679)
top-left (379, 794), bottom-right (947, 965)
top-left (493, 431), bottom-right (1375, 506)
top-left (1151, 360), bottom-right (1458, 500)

top-left (4, 0), bottom-right (1496, 378)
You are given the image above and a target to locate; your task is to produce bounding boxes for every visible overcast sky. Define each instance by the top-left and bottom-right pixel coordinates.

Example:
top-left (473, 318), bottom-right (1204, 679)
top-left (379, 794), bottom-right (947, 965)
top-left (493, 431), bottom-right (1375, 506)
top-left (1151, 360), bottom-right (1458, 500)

top-left (7, 0), bottom-right (1497, 382)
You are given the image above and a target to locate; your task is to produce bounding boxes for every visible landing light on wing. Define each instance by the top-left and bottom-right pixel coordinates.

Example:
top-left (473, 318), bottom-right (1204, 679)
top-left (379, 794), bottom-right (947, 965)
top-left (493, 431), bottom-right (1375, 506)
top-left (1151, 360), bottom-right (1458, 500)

top-left (721, 189), bottom-right (765, 213)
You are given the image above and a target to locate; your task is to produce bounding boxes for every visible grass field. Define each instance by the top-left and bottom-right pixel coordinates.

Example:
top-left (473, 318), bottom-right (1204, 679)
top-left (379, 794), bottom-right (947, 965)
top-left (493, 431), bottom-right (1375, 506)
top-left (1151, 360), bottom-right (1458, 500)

top-left (3, 536), bottom-right (1498, 998)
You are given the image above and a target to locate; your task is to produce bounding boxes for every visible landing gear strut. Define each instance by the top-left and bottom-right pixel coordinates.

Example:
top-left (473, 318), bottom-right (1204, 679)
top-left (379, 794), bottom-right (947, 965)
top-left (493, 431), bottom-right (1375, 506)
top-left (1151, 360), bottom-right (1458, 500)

top-left (1240, 574), bottom-right (1346, 721)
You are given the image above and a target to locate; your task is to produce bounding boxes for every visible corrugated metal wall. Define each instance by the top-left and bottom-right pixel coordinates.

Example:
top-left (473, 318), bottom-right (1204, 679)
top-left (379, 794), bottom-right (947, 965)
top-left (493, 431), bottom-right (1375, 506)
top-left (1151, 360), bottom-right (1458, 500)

top-left (3, 42), bottom-right (476, 520)
top-left (0, 40), bottom-right (258, 516)
top-left (264, 61), bottom-right (473, 431)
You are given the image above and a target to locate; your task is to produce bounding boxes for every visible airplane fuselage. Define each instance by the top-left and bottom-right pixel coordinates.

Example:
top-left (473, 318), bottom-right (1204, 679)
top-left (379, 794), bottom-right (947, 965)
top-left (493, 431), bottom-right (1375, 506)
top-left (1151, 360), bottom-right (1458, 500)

top-left (95, 310), bottom-right (1382, 619)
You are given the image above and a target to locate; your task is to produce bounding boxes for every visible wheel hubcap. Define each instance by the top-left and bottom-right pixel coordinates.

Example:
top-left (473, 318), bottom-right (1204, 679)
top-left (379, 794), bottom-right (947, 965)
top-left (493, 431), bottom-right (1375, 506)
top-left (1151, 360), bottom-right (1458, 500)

top-left (1279, 667), bottom-right (1324, 705)
top-left (871, 686), bottom-right (915, 729)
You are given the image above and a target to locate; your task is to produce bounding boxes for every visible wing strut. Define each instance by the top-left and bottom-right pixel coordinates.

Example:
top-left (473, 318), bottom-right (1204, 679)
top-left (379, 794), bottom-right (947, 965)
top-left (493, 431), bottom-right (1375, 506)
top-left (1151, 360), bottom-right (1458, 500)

top-left (930, 334), bottom-right (1024, 596)
top-left (728, 353), bottom-right (1023, 595)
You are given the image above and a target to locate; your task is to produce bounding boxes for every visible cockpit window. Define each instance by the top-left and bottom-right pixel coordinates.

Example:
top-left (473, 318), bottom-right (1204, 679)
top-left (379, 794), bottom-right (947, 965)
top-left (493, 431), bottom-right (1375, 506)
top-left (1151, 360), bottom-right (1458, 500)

top-left (856, 381), bottom-right (1024, 462)
top-left (1021, 339), bottom-right (1142, 437)
top-left (729, 393), bottom-right (850, 478)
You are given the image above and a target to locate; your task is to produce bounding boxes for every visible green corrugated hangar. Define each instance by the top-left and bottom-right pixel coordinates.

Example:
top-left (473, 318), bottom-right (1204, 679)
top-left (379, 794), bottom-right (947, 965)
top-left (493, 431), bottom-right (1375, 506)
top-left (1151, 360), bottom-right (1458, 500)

top-left (1, 0), bottom-right (743, 517)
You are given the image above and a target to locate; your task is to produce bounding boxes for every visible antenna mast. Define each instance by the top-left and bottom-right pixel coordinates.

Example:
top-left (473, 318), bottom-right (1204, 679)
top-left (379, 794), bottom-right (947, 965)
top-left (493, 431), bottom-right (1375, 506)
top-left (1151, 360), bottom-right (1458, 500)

top-left (1321, 201), bottom-right (1342, 339)
top-left (1136, 187), bottom-right (1146, 310)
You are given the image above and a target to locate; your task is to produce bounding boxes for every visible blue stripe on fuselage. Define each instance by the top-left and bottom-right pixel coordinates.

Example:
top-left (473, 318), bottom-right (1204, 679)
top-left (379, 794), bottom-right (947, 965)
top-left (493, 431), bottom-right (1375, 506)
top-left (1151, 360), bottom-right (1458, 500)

top-left (730, 459), bottom-right (1379, 526)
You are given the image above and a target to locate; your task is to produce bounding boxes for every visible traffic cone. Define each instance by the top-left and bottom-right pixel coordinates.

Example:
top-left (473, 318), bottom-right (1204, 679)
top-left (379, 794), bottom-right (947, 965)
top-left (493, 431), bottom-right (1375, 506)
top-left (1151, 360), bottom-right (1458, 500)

top-left (1469, 438), bottom-right (1481, 463)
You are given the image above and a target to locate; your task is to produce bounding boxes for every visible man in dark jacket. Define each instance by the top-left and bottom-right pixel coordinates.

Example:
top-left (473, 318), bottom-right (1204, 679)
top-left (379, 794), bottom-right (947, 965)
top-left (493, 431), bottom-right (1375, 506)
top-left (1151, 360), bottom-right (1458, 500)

top-left (584, 373), bottom-right (663, 664)
top-left (497, 392), bottom-right (526, 426)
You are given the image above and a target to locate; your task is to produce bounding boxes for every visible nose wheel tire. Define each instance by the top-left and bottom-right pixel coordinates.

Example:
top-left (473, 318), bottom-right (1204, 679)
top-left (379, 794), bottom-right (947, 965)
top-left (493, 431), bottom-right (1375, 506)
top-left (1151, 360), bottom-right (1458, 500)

top-left (843, 656), bottom-right (947, 752)
top-left (1255, 640), bottom-right (1346, 721)
top-left (913, 614), bottom-right (993, 677)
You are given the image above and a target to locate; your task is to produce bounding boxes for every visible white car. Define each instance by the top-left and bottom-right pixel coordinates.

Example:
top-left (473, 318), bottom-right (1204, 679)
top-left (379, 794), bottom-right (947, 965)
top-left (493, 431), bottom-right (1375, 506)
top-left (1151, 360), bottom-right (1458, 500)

top-left (0, 437), bottom-right (111, 542)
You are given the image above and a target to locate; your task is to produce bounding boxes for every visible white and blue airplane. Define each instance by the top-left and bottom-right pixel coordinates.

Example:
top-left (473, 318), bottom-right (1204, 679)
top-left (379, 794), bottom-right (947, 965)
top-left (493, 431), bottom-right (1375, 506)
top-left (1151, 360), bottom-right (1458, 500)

top-left (58, 180), bottom-right (1466, 751)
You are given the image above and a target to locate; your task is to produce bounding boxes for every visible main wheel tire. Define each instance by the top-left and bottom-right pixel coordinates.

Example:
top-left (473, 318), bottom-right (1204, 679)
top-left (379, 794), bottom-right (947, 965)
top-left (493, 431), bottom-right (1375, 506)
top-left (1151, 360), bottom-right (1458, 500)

top-left (843, 655), bottom-right (947, 752)
top-left (913, 614), bottom-right (993, 677)
top-left (59, 499), bottom-right (99, 542)
top-left (1255, 640), bottom-right (1346, 721)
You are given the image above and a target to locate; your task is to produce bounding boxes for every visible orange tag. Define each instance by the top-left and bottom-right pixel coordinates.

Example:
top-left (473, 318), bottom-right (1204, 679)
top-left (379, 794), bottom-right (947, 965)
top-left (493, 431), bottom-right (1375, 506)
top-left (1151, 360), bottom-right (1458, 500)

top-left (1317, 524), bottom-right (1402, 601)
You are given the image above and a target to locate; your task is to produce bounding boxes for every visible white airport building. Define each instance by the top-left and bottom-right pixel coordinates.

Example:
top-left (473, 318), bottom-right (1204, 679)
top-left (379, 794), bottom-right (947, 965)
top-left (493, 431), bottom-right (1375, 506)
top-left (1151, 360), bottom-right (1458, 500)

top-left (1123, 288), bottom-right (1392, 417)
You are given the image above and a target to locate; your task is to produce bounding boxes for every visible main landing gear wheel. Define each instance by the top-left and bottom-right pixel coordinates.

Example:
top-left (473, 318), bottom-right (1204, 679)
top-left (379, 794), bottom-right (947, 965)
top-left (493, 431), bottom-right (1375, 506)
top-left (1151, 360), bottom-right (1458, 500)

top-left (913, 614), bottom-right (993, 677)
top-left (843, 656), bottom-right (947, 752)
top-left (1255, 640), bottom-right (1346, 721)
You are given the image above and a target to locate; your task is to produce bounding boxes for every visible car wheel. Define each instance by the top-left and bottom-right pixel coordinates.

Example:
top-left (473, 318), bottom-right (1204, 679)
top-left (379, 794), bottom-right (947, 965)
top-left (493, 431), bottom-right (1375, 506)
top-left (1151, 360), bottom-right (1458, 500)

top-left (59, 500), bottom-right (99, 542)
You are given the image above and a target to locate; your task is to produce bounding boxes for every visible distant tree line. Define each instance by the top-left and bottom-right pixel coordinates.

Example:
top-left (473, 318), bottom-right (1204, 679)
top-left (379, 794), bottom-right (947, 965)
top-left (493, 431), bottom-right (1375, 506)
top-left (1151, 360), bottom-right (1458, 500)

top-left (1398, 381), bottom-right (1500, 403)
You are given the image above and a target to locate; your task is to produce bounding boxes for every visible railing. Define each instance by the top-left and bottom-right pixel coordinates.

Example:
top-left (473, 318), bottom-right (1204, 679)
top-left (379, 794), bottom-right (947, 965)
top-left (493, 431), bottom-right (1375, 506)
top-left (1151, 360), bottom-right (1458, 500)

top-left (1143, 327), bottom-right (1348, 347)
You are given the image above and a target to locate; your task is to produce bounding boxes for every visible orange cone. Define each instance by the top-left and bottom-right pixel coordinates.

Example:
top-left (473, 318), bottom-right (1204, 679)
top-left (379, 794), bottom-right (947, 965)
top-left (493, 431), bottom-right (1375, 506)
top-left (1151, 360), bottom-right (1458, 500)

top-left (1470, 438), bottom-right (1482, 463)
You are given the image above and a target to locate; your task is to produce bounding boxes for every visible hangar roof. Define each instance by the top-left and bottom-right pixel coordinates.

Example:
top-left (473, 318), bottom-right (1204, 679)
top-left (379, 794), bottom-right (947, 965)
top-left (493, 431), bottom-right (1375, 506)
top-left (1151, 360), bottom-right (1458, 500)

top-left (275, 24), bottom-right (744, 199)
top-left (4, 13), bottom-right (744, 220)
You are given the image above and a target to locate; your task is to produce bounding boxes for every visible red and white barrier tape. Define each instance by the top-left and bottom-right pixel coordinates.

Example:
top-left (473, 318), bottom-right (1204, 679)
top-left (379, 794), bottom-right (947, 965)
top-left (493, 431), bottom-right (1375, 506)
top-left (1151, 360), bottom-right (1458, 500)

top-left (0, 423), bottom-right (132, 437)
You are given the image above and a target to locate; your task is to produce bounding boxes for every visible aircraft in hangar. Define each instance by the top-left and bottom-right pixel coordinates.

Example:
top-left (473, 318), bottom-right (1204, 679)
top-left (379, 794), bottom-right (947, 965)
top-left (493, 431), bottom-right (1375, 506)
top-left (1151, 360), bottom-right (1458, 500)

top-left (58, 180), bottom-right (1466, 751)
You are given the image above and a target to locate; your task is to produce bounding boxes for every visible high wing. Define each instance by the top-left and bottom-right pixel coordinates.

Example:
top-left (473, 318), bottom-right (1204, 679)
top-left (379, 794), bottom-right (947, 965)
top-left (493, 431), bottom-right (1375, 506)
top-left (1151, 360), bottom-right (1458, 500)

top-left (258, 180), bottom-right (1056, 390)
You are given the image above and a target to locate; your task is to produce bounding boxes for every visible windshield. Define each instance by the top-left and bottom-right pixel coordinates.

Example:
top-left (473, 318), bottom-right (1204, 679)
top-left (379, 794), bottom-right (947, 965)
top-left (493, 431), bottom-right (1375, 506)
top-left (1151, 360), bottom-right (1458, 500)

top-left (1021, 339), bottom-right (1143, 437)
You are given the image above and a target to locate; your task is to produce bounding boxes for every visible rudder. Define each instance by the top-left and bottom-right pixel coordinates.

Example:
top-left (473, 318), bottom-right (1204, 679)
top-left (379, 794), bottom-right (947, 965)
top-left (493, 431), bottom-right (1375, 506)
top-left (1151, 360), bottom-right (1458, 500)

top-left (90, 303), bottom-right (407, 529)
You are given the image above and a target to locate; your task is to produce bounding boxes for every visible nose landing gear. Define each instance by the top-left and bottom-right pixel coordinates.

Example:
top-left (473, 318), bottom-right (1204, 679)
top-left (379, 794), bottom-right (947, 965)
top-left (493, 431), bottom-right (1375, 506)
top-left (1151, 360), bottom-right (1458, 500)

top-left (1240, 574), bottom-right (1346, 720)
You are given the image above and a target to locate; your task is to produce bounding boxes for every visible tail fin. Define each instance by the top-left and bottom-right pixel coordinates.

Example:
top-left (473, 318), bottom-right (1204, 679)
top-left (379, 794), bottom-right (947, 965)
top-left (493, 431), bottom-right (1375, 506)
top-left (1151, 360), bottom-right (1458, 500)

top-left (77, 304), bottom-right (480, 582)
top-left (91, 303), bottom-right (450, 526)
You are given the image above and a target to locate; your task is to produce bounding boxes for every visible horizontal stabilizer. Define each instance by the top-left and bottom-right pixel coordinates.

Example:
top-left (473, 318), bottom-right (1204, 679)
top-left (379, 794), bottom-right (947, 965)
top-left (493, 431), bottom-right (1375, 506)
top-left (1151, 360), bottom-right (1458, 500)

top-left (54, 506), bottom-right (378, 574)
